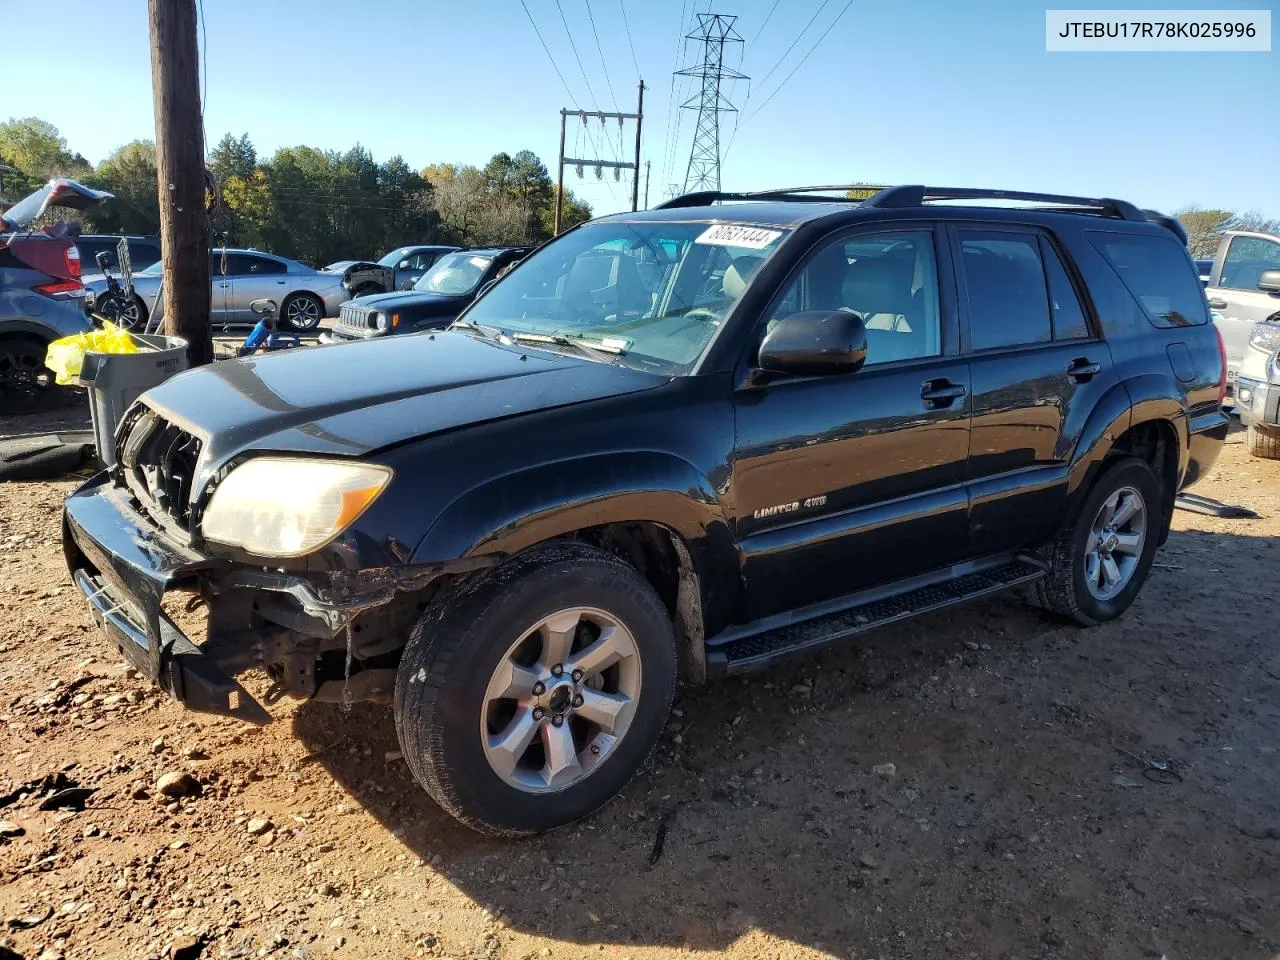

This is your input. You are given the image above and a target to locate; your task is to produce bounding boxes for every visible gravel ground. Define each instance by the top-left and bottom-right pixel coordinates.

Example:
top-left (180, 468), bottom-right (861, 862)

top-left (0, 418), bottom-right (1278, 960)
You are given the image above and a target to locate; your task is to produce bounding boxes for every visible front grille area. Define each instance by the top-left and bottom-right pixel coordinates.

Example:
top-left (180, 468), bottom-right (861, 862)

top-left (116, 407), bottom-right (203, 531)
top-left (338, 303), bottom-right (378, 331)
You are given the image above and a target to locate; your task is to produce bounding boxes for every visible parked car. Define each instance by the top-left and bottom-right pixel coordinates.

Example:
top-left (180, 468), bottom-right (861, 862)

top-left (324, 245), bottom-right (462, 298)
top-left (84, 248), bottom-right (348, 331)
top-left (75, 234), bottom-right (161, 273)
top-left (1, 178), bottom-right (111, 409)
top-left (1230, 285), bottom-right (1280, 458)
top-left (1204, 230), bottom-right (1280, 388)
top-left (63, 183), bottom-right (1226, 837)
top-left (320, 247), bottom-right (530, 343)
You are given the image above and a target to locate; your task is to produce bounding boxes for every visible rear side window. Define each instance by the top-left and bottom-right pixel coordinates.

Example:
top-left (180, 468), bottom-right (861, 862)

top-left (1039, 238), bottom-right (1091, 339)
top-left (959, 231), bottom-right (1052, 350)
top-left (1087, 231), bottom-right (1207, 327)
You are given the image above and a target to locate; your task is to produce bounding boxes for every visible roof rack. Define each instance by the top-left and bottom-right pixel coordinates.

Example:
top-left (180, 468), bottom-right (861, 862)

top-left (654, 183), bottom-right (1147, 223)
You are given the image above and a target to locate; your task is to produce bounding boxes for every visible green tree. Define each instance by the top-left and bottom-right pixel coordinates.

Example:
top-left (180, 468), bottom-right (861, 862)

top-left (0, 117), bottom-right (71, 179)
top-left (1176, 207), bottom-right (1234, 258)
top-left (208, 133), bottom-right (258, 244)
top-left (87, 141), bottom-right (159, 236)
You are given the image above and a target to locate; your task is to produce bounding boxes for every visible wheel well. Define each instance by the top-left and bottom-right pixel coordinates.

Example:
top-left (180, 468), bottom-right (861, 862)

top-left (556, 522), bottom-right (707, 683)
top-left (1109, 419), bottom-right (1179, 542)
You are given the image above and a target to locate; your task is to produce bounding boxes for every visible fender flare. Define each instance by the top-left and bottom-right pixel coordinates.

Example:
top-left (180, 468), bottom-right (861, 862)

top-left (1064, 373), bottom-right (1187, 527)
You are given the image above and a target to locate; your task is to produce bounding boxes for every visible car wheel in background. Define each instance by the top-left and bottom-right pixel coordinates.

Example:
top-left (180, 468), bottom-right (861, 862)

top-left (1247, 424), bottom-right (1280, 460)
top-left (282, 293), bottom-right (324, 332)
top-left (0, 337), bottom-right (57, 411)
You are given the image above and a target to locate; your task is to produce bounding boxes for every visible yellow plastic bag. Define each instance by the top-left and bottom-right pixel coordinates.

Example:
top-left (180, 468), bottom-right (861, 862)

top-left (46, 321), bottom-right (138, 386)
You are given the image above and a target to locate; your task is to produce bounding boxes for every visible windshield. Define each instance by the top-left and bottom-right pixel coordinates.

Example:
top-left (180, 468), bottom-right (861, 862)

top-left (458, 220), bottom-right (789, 374)
top-left (416, 252), bottom-right (493, 295)
top-left (377, 247), bottom-right (412, 268)
top-left (136, 260), bottom-right (163, 275)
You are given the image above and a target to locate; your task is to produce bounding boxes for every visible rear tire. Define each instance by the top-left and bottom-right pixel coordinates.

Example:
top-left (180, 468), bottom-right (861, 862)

top-left (282, 293), bottom-right (323, 331)
top-left (394, 542), bottom-right (676, 836)
top-left (1247, 423), bottom-right (1280, 460)
top-left (1035, 457), bottom-right (1162, 626)
top-left (0, 336), bottom-right (56, 412)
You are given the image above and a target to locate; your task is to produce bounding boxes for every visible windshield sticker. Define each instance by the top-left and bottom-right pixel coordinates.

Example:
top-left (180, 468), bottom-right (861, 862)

top-left (695, 224), bottom-right (782, 250)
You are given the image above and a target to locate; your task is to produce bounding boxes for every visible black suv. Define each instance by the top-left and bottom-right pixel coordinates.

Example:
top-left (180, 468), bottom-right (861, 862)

top-left (320, 247), bottom-right (531, 343)
top-left (63, 185), bottom-right (1227, 836)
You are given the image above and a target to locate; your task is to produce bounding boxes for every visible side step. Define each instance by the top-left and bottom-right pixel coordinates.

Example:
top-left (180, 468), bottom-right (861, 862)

top-left (708, 558), bottom-right (1046, 677)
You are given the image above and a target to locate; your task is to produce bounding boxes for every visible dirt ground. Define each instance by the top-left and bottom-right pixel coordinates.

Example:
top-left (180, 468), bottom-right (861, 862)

top-left (1, 404), bottom-right (1278, 960)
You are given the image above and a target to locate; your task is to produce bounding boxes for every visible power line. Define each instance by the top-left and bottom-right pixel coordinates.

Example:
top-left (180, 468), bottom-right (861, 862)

top-left (658, 0), bottom-right (692, 197)
top-left (584, 0), bottom-right (620, 111)
top-left (754, 0), bottom-right (832, 92)
top-left (618, 0), bottom-right (641, 80)
top-left (749, 0), bottom-right (783, 44)
top-left (519, 0), bottom-right (581, 110)
top-left (743, 0), bottom-right (856, 125)
top-left (554, 0), bottom-right (601, 110)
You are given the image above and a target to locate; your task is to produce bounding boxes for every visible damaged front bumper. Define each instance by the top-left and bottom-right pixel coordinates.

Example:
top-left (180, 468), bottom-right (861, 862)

top-left (62, 472), bottom-right (473, 724)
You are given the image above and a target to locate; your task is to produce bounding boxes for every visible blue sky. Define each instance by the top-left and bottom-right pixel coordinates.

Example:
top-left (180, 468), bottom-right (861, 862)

top-left (2, 0), bottom-right (1276, 218)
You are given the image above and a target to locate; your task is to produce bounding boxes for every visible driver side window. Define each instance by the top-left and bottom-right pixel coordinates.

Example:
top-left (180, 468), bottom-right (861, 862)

top-left (767, 230), bottom-right (941, 365)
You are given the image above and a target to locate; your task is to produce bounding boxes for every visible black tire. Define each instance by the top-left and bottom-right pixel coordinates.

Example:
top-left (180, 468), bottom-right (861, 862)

top-left (1034, 457), bottom-right (1162, 626)
top-left (1247, 423), bottom-right (1280, 460)
top-left (0, 336), bottom-right (56, 412)
top-left (281, 293), bottom-right (324, 331)
top-left (394, 542), bottom-right (676, 837)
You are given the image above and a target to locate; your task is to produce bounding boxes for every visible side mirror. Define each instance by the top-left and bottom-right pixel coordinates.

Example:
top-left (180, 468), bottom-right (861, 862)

top-left (758, 310), bottom-right (868, 377)
top-left (94, 251), bottom-right (111, 269)
top-left (1258, 269), bottom-right (1280, 293)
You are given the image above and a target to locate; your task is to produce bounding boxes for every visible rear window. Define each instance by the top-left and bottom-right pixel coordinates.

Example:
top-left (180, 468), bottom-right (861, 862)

top-left (1087, 231), bottom-right (1207, 328)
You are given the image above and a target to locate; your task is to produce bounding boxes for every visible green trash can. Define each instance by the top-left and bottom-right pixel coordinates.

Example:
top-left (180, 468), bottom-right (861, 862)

top-left (76, 332), bottom-right (189, 468)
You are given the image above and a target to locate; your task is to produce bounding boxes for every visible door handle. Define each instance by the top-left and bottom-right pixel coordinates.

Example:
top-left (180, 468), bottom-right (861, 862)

top-left (217, 282), bottom-right (229, 288)
top-left (921, 378), bottom-right (966, 408)
top-left (1067, 358), bottom-right (1102, 382)
top-left (276, 279), bottom-right (286, 284)
top-left (1207, 298), bottom-right (1227, 310)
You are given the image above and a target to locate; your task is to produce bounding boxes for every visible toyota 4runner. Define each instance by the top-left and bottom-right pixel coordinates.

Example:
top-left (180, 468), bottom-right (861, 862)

top-left (63, 184), bottom-right (1227, 836)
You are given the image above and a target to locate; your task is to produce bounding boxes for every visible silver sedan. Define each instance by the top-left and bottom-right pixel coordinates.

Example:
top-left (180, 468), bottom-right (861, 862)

top-left (84, 248), bottom-right (347, 331)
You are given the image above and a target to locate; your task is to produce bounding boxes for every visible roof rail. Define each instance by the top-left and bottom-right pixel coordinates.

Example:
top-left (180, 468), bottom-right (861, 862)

top-left (862, 185), bottom-right (1146, 222)
top-left (654, 185), bottom-right (884, 209)
top-left (1141, 209), bottom-right (1189, 246)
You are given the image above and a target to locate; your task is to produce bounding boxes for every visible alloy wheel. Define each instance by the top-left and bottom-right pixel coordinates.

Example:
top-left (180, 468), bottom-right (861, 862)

top-left (285, 297), bottom-right (320, 330)
top-left (0, 346), bottom-right (53, 409)
top-left (1083, 485), bottom-right (1146, 601)
top-left (480, 607), bottom-right (642, 793)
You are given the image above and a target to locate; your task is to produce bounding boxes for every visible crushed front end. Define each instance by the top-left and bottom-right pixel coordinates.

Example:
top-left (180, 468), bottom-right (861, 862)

top-left (61, 404), bottom-right (465, 724)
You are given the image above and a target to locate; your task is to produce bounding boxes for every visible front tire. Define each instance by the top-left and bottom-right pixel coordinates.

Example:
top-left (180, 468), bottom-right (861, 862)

top-left (1035, 457), bottom-right (1162, 625)
top-left (394, 542), bottom-right (676, 836)
top-left (282, 293), bottom-right (323, 331)
top-left (1247, 423), bottom-right (1280, 460)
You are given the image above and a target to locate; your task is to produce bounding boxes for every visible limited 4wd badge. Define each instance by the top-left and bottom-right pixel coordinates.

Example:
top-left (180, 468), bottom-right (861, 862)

top-left (696, 224), bottom-right (783, 250)
top-left (753, 495), bottom-right (826, 520)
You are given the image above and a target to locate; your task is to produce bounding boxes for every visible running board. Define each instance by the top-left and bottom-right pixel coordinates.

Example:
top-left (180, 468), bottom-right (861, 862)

top-left (707, 558), bottom-right (1046, 677)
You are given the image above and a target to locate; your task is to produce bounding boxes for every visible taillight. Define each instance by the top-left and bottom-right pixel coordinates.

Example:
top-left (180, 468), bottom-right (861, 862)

top-left (1213, 324), bottom-right (1227, 404)
top-left (34, 279), bottom-right (85, 299)
top-left (65, 244), bottom-right (82, 278)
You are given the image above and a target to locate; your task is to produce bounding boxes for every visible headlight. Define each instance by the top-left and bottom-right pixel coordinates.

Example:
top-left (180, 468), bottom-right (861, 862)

top-left (1249, 322), bottom-right (1280, 354)
top-left (373, 311), bottom-right (387, 331)
top-left (201, 458), bottom-right (392, 557)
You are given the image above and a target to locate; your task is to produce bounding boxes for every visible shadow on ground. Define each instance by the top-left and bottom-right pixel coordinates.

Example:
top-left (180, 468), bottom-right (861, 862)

top-left (293, 525), bottom-right (1280, 959)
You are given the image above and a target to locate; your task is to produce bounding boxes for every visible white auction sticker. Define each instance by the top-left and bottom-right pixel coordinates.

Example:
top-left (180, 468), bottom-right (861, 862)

top-left (695, 224), bottom-right (783, 250)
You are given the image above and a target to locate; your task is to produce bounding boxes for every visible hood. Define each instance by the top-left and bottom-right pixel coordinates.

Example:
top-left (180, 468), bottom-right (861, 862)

top-left (140, 330), bottom-right (666, 468)
top-left (1, 178), bottom-right (113, 231)
top-left (348, 289), bottom-right (463, 310)
top-left (324, 260), bottom-right (382, 274)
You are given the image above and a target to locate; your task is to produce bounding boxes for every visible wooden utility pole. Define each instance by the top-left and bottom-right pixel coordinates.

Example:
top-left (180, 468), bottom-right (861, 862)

top-left (554, 110), bottom-right (567, 237)
top-left (553, 81), bottom-right (644, 235)
top-left (630, 80), bottom-right (645, 212)
top-left (148, 0), bottom-right (212, 367)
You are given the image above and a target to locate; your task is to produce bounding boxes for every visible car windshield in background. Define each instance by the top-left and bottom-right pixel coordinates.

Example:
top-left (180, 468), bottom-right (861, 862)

top-left (378, 247), bottom-right (412, 267)
top-left (136, 260), bottom-right (163, 275)
top-left (458, 221), bottom-right (789, 374)
top-left (416, 253), bottom-right (492, 295)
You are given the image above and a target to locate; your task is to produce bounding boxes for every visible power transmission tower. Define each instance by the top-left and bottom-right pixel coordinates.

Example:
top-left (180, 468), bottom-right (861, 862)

top-left (677, 13), bottom-right (746, 194)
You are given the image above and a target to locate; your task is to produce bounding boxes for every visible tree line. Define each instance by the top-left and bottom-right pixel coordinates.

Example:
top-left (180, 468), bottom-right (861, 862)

top-left (0, 118), bottom-right (592, 267)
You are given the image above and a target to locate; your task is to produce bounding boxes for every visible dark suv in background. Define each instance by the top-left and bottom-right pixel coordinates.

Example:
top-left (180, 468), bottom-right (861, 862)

top-left (1, 179), bottom-right (112, 409)
top-left (63, 184), bottom-right (1226, 837)
top-left (320, 246), bottom-right (530, 343)
top-left (75, 234), bottom-right (161, 274)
